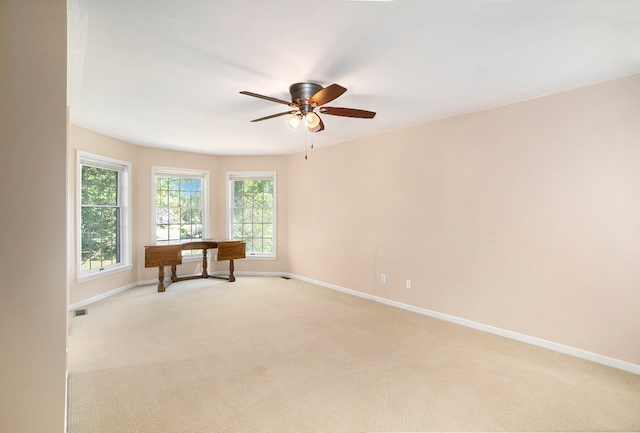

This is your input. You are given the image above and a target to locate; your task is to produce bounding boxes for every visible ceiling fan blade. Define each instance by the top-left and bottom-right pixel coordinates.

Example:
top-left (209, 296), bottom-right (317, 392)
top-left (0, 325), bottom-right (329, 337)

top-left (309, 84), bottom-right (347, 107)
top-left (250, 110), bottom-right (299, 122)
top-left (240, 91), bottom-right (295, 107)
top-left (319, 107), bottom-right (376, 119)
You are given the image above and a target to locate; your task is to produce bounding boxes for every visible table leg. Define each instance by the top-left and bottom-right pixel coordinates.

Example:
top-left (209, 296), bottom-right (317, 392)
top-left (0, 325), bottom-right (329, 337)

top-left (201, 249), bottom-right (209, 278)
top-left (171, 265), bottom-right (178, 282)
top-left (157, 266), bottom-right (166, 292)
top-left (228, 259), bottom-right (236, 282)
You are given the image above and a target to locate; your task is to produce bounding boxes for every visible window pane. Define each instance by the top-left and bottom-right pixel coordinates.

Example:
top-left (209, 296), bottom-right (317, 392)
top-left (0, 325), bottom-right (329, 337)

top-left (179, 190), bottom-right (190, 207)
top-left (233, 208), bottom-right (242, 224)
top-left (168, 224), bottom-right (181, 240)
top-left (156, 189), bottom-right (168, 207)
top-left (234, 225), bottom-right (243, 238)
top-left (169, 207), bottom-right (181, 223)
top-left (192, 191), bottom-right (201, 208)
top-left (156, 225), bottom-right (168, 241)
top-left (263, 209), bottom-right (273, 223)
top-left (191, 209), bottom-right (202, 224)
top-left (82, 166), bottom-right (118, 206)
top-left (157, 176), bottom-right (169, 190)
top-left (262, 191), bottom-right (273, 207)
top-left (180, 225), bottom-right (191, 239)
top-left (193, 224), bottom-right (202, 239)
top-left (80, 205), bottom-right (121, 271)
top-left (253, 208), bottom-right (264, 222)
top-left (168, 189), bottom-right (180, 207)
top-left (180, 178), bottom-right (191, 190)
top-left (242, 208), bottom-right (252, 224)
top-left (234, 181), bottom-right (244, 207)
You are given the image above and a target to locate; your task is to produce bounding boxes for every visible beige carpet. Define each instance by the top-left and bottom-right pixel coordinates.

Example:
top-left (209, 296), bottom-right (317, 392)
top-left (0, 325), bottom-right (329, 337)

top-left (67, 277), bottom-right (640, 432)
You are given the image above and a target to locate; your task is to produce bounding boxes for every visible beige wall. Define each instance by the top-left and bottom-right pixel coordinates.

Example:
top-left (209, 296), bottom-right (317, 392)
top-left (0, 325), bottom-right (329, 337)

top-left (68, 128), bottom-right (289, 304)
top-left (0, 0), bottom-right (68, 431)
top-left (287, 74), bottom-right (640, 365)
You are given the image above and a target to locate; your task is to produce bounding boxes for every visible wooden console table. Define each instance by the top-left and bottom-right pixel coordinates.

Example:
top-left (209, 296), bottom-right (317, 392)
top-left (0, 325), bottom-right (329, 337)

top-left (144, 239), bottom-right (246, 292)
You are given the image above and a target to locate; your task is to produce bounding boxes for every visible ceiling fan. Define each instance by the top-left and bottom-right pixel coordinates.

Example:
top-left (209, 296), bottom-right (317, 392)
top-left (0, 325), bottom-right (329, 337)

top-left (240, 82), bottom-right (376, 133)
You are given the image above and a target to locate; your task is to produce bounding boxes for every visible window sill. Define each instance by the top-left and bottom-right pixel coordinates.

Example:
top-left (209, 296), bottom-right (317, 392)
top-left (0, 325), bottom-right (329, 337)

top-left (77, 263), bottom-right (133, 283)
top-left (244, 254), bottom-right (277, 261)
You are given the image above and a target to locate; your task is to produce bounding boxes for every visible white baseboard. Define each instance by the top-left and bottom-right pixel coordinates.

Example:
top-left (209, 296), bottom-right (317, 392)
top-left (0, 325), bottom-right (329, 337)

top-left (211, 270), bottom-right (289, 278)
top-left (68, 281), bottom-right (140, 311)
top-left (288, 273), bottom-right (640, 376)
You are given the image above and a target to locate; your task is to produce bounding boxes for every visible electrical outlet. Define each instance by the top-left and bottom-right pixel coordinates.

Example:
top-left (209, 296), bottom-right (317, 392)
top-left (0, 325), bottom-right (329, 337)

top-left (405, 279), bottom-right (412, 289)
top-left (381, 274), bottom-right (387, 283)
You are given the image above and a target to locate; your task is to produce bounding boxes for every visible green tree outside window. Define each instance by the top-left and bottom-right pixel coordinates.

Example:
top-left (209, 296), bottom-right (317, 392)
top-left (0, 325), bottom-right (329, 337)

top-left (81, 166), bottom-right (121, 271)
top-left (155, 176), bottom-right (203, 242)
top-left (229, 176), bottom-right (275, 255)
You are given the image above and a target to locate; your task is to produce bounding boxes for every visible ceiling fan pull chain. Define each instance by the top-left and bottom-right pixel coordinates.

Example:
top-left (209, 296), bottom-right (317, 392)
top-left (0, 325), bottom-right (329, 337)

top-left (305, 132), bottom-right (308, 160)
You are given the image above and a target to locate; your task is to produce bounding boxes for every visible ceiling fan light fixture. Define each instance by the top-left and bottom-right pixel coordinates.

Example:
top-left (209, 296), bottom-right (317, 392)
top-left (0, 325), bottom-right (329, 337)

top-left (287, 114), bottom-right (302, 130)
top-left (305, 112), bottom-right (320, 129)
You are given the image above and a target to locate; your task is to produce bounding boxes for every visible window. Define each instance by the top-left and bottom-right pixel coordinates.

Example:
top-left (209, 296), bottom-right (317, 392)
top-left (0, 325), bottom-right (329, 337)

top-left (152, 167), bottom-right (209, 250)
top-left (227, 171), bottom-right (276, 259)
top-left (78, 152), bottom-right (131, 280)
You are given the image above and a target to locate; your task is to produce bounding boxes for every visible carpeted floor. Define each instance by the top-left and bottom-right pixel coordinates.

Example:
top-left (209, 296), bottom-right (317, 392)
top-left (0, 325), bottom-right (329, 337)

top-left (67, 277), bottom-right (640, 432)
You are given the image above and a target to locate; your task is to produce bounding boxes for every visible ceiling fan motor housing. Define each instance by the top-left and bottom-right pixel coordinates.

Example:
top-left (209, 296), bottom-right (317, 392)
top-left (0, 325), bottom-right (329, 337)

top-left (290, 82), bottom-right (323, 113)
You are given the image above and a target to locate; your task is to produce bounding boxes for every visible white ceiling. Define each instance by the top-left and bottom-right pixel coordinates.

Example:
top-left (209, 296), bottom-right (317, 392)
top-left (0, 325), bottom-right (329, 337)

top-left (67, 0), bottom-right (640, 156)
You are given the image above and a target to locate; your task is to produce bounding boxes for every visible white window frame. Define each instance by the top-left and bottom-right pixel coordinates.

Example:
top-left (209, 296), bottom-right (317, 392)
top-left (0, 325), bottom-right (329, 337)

top-left (227, 171), bottom-right (277, 260)
top-left (77, 151), bottom-right (132, 282)
top-left (152, 166), bottom-right (210, 261)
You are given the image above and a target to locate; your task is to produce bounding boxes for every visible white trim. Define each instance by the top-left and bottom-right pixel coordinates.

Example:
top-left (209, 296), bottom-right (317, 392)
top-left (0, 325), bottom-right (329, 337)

top-left (288, 274), bottom-right (640, 376)
top-left (79, 157), bottom-right (126, 172)
top-left (227, 171), bottom-right (275, 181)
